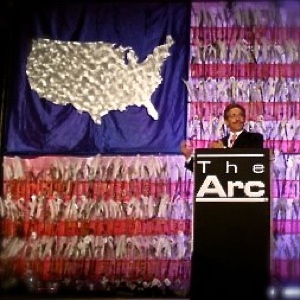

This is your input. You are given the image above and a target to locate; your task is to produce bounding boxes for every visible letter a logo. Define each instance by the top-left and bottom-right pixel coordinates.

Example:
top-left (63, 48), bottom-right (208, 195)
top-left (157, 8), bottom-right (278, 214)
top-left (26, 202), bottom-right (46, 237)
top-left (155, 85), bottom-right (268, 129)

top-left (196, 175), bottom-right (227, 197)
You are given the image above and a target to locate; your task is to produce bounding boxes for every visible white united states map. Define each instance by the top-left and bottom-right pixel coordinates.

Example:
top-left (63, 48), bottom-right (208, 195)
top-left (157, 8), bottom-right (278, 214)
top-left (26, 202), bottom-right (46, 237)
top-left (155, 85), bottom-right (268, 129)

top-left (26, 36), bottom-right (174, 124)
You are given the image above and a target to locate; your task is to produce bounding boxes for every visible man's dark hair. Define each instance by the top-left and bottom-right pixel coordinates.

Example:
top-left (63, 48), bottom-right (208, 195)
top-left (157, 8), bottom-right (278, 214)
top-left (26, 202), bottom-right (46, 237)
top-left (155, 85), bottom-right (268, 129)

top-left (223, 103), bottom-right (246, 120)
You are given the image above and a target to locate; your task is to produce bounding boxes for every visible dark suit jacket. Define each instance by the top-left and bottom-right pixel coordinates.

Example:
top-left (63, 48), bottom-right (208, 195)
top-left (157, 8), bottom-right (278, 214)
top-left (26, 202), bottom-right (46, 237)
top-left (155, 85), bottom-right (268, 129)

top-left (185, 130), bottom-right (264, 171)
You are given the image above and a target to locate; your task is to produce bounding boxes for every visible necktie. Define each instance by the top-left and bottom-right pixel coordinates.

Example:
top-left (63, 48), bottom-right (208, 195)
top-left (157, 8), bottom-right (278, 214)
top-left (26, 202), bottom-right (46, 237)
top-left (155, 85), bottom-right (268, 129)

top-left (229, 134), bottom-right (237, 148)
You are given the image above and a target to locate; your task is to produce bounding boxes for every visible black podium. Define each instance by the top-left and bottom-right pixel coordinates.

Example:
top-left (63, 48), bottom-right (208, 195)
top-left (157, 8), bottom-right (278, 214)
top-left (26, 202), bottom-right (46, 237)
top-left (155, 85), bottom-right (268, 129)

top-left (190, 148), bottom-right (271, 300)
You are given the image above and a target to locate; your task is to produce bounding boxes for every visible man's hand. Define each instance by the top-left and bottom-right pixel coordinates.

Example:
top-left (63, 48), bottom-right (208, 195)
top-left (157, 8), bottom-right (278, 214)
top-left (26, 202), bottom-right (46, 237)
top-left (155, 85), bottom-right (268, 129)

top-left (180, 140), bottom-right (193, 159)
top-left (210, 140), bottom-right (225, 148)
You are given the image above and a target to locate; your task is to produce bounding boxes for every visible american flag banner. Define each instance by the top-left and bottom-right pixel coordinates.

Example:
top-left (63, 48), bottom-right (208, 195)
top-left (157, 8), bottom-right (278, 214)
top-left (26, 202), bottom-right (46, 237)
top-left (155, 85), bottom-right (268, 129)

top-left (5, 2), bottom-right (190, 155)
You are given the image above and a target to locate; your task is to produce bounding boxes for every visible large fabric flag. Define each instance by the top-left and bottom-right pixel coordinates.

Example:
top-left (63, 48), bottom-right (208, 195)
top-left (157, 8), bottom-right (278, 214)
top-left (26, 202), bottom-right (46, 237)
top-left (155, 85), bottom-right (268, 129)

top-left (5, 2), bottom-right (189, 155)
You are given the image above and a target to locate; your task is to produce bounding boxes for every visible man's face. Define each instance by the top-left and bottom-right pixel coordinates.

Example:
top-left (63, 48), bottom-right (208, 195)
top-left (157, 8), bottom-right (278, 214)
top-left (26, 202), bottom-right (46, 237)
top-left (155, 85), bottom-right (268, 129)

top-left (224, 107), bottom-right (245, 133)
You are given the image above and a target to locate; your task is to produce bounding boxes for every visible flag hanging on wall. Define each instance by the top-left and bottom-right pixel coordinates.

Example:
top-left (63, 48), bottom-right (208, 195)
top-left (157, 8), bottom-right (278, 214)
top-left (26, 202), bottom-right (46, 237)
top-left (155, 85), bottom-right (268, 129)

top-left (5, 2), bottom-right (189, 155)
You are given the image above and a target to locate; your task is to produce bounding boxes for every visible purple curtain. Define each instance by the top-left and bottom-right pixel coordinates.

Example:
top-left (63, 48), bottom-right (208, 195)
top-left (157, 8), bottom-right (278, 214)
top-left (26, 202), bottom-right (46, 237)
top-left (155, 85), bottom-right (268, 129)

top-left (5, 2), bottom-right (189, 155)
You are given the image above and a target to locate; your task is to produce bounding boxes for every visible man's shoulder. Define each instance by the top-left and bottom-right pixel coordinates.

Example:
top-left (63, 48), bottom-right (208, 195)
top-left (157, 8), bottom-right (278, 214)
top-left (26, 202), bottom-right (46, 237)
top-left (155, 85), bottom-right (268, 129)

top-left (253, 132), bottom-right (263, 140)
top-left (244, 130), bottom-right (263, 138)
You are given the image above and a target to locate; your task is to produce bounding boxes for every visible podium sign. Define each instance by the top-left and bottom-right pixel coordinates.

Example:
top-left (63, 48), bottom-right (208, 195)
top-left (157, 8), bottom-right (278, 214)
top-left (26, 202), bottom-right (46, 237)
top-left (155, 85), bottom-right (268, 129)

top-left (191, 148), bottom-right (271, 299)
top-left (194, 148), bottom-right (270, 203)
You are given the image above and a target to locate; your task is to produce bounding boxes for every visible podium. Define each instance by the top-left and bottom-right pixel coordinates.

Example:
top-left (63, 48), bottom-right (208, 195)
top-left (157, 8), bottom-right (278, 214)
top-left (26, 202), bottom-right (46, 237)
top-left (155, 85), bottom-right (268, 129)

top-left (190, 149), bottom-right (271, 299)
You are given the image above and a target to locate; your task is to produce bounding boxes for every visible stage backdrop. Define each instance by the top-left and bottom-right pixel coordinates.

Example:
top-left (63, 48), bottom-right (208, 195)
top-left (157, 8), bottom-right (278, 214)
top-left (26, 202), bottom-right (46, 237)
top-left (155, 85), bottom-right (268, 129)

top-left (5, 2), bottom-right (189, 155)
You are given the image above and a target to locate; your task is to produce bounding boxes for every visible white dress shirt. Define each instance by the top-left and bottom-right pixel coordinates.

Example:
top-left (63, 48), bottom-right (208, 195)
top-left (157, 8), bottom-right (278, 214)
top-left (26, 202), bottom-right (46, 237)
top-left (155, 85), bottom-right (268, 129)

top-left (227, 130), bottom-right (243, 148)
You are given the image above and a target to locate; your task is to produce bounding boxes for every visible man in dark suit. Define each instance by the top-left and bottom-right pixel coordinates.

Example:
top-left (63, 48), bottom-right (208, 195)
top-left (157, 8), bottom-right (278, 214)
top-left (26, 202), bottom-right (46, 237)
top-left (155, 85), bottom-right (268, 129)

top-left (181, 103), bottom-right (264, 171)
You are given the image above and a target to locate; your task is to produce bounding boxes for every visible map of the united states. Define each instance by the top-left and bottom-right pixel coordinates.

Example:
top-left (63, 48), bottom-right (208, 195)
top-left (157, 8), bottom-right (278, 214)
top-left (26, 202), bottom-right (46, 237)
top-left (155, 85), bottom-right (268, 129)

top-left (26, 36), bottom-right (174, 124)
